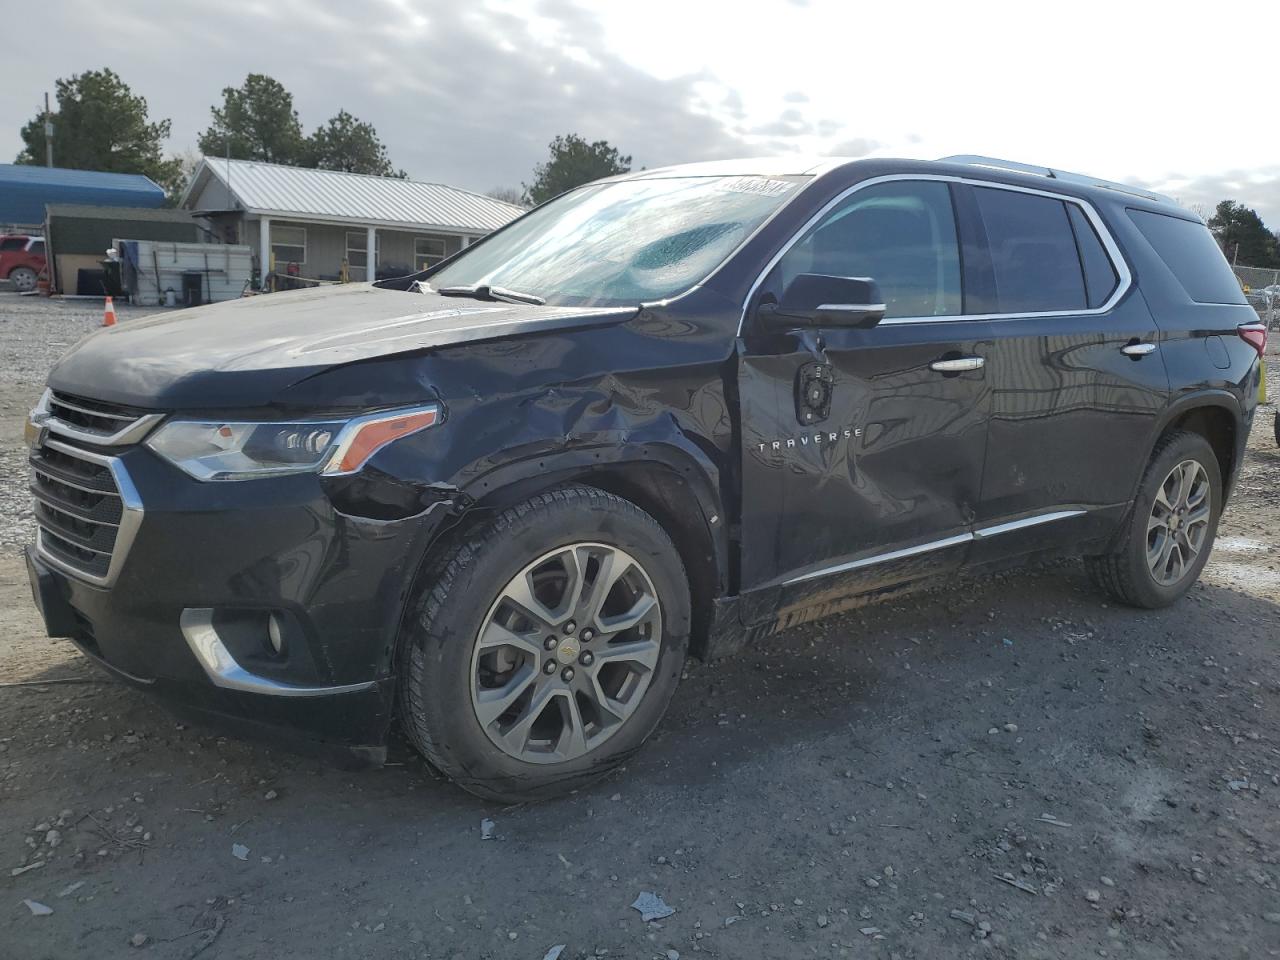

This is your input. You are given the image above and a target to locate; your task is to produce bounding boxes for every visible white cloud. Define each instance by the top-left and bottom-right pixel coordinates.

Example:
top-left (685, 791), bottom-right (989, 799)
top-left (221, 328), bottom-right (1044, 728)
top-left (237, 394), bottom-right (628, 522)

top-left (1, 0), bottom-right (1276, 226)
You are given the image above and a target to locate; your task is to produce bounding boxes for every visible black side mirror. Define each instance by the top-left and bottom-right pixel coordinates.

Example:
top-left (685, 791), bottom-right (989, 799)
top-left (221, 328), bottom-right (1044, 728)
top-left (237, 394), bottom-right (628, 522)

top-left (758, 274), bottom-right (886, 329)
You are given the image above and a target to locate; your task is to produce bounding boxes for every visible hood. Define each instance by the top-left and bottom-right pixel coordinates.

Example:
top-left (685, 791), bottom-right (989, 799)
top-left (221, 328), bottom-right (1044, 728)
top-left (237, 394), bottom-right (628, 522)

top-left (48, 283), bottom-right (636, 409)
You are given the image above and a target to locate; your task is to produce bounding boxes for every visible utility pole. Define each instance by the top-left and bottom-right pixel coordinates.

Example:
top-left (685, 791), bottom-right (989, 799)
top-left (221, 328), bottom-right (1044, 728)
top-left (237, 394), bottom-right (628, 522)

top-left (43, 92), bottom-right (53, 167)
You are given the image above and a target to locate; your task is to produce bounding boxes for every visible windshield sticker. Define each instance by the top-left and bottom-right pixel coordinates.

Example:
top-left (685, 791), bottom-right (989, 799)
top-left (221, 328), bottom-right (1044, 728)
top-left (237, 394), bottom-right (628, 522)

top-left (716, 177), bottom-right (797, 198)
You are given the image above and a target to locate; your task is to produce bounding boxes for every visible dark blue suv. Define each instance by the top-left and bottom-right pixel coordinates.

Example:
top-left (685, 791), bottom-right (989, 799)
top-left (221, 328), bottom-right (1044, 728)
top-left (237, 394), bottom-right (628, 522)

top-left (26, 155), bottom-right (1265, 800)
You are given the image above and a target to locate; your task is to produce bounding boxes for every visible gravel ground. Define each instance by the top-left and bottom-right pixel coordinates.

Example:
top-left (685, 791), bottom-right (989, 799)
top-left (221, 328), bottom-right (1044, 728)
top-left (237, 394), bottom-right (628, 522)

top-left (1, 289), bottom-right (1278, 960)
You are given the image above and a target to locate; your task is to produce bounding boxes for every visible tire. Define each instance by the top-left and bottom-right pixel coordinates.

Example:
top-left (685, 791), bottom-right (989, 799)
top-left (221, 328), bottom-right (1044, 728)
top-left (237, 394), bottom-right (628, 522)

top-left (397, 485), bottom-right (690, 802)
top-left (1085, 430), bottom-right (1222, 608)
top-left (8, 266), bottom-right (37, 293)
top-left (1273, 410), bottom-right (1279, 448)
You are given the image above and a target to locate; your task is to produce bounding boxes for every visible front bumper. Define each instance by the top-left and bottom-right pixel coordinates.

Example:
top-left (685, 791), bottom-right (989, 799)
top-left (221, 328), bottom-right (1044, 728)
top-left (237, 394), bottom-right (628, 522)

top-left (26, 440), bottom-right (450, 758)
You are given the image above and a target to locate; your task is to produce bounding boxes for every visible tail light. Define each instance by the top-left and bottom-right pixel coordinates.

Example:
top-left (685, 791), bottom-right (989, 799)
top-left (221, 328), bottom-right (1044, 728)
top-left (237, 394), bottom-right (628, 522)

top-left (1237, 322), bottom-right (1267, 356)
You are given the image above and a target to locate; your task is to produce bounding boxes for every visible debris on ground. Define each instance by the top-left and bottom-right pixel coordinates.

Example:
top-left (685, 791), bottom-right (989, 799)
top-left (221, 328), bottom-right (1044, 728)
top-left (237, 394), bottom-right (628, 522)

top-left (630, 892), bottom-right (675, 922)
top-left (23, 900), bottom-right (52, 916)
top-left (480, 818), bottom-right (496, 840)
top-left (231, 843), bottom-right (249, 861)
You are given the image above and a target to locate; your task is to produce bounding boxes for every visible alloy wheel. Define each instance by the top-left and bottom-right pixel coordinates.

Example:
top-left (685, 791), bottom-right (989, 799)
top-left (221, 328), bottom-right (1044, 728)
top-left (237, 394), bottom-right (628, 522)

top-left (469, 542), bottom-right (663, 764)
top-left (1146, 459), bottom-right (1211, 586)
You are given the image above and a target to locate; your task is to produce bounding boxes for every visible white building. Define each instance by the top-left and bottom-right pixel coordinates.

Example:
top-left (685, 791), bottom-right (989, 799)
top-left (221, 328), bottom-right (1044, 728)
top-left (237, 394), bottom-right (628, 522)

top-left (181, 158), bottom-right (524, 285)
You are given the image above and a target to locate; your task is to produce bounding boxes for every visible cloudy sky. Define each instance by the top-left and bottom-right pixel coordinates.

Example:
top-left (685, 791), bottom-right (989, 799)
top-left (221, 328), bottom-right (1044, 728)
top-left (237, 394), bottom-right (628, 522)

top-left (3, 0), bottom-right (1277, 225)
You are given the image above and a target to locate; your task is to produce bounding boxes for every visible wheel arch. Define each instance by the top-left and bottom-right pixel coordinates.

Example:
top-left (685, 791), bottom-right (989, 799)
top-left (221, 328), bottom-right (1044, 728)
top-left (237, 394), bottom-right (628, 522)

top-left (403, 443), bottom-right (729, 662)
top-left (1150, 391), bottom-right (1243, 500)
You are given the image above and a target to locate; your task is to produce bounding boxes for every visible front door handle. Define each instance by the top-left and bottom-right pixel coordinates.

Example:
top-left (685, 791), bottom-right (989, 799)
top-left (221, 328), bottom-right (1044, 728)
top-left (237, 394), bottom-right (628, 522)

top-left (930, 356), bottom-right (985, 372)
top-left (1121, 342), bottom-right (1157, 357)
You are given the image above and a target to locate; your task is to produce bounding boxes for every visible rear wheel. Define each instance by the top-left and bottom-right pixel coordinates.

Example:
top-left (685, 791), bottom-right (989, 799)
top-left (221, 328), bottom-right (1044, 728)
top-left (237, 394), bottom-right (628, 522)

top-left (8, 266), bottom-right (37, 292)
top-left (1086, 430), bottom-right (1221, 608)
top-left (398, 486), bottom-right (690, 802)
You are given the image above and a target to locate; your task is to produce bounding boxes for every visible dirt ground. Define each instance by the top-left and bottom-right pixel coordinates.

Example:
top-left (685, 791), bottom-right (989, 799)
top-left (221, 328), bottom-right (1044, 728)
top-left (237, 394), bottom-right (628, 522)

top-left (1, 291), bottom-right (1278, 960)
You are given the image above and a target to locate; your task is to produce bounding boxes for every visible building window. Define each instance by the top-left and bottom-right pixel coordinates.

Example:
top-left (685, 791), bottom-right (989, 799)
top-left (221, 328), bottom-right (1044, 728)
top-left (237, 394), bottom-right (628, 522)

top-left (415, 236), bottom-right (448, 271)
top-left (345, 231), bottom-right (381, 276)
top-left (271, 225), bottom-right (306, 267)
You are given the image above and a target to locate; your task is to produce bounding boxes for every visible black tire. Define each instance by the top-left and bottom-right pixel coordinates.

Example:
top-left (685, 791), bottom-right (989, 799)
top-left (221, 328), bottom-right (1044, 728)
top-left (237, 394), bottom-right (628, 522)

top-left (397, 485), bottom-right (690, 802)
top-left (1085, 430), bottom-right (1222, 608)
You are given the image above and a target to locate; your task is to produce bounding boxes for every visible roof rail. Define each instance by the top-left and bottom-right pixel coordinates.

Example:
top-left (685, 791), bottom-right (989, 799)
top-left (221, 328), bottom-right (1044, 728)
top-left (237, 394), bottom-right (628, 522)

top-left (937, 155), bottom-right (1175, 205)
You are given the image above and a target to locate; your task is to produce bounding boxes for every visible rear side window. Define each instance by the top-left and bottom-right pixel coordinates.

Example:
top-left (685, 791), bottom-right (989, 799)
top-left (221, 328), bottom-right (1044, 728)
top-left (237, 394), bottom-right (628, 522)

top-left (973, 187), bottom-right (1086, 313)
top-left (1127, 210), bottom-right (1247, 305)
top-left (1066, 205), bottom-right (1118, 308)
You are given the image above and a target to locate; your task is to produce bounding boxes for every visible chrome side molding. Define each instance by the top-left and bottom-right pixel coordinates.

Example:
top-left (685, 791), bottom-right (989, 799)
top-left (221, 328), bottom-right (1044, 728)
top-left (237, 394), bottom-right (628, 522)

top-left (781, 508), bottom-right (1087, 587)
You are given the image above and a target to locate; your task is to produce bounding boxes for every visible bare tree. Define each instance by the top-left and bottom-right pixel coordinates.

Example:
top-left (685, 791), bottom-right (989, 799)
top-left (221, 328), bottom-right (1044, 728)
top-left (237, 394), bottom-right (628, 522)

top-left (486, 186), bottom-right (527, 207)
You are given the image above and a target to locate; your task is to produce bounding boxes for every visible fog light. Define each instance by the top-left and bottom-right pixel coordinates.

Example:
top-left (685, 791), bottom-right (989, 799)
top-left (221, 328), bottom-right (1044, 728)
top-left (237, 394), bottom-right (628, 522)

top-left (267, 613), bottom-right (285, 656)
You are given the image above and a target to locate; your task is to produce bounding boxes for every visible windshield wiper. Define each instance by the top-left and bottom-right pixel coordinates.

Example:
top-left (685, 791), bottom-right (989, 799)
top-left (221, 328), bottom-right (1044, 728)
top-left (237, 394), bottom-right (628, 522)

top-left (436, 284), bottom-right (545, 306)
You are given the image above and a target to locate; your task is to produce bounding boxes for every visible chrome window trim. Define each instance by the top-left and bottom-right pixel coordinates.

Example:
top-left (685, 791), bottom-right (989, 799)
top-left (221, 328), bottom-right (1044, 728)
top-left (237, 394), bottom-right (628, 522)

top-left (180, 609), bottom-right (378, 698)
top-left (34, 438), bottom-right (144, 588)
top-left (779, 507), bottom-right (1087, 587)
top-left (737, 174), bottom-right (1133, 335)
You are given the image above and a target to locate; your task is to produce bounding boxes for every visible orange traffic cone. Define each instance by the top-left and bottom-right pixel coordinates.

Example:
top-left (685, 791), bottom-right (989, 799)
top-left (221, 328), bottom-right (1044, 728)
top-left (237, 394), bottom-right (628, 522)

top-left (102, 296), bottom-right (117, 327)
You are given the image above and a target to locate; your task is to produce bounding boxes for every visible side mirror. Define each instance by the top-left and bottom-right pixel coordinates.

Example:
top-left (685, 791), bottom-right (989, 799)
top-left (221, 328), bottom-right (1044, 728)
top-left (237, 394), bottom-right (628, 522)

top-left (758, 274), bottom-right (885, 329)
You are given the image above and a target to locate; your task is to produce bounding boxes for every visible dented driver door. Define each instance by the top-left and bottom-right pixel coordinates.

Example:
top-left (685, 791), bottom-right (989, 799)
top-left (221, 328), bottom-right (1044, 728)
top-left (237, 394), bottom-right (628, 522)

top-left (733, 178), bottom-right (993, 629)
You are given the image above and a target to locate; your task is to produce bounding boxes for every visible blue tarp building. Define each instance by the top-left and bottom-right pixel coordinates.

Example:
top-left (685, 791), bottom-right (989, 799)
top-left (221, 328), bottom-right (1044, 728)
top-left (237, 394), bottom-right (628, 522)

top-left (0, 164), bottom-right (165, 226)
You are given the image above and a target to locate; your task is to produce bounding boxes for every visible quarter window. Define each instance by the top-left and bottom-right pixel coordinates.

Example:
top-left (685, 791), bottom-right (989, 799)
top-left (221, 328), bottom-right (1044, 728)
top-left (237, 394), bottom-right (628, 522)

top-left (973, 187), bottom-right (1086, 313)
top-left (1066, 204), bottom-right (1118, 308)
top-left (770, 181), bottom-right (963, 319)
top-left (1127, 209), bottom-right (1247, 305)
top-left (270, 225), bottom-right (306, 267)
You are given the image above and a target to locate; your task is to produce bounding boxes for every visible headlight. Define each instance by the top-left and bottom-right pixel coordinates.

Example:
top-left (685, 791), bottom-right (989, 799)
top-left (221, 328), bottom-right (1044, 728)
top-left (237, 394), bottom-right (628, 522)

top-left (145, 405), bottom-right (441, 481)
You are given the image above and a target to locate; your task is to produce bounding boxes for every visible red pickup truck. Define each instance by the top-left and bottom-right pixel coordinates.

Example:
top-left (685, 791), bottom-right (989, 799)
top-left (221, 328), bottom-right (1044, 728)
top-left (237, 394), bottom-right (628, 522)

top-left (0, 235), bottom-right (46, 292)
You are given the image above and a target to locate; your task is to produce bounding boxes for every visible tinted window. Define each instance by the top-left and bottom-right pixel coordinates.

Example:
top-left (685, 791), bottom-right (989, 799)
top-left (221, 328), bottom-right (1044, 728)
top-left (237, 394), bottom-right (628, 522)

top-left (772, 181), bottom-right (962, 318)
top-left (1128, 210), bottom-right (1247, 305)
top-left (27, 240), bottom-right (44, 255)
top-left (1066, 204), bottom-right (1118, 308)
top-left (0, 237), bottom-right (26, 251)
top-left (974, 187), bottom-right (1086, 313)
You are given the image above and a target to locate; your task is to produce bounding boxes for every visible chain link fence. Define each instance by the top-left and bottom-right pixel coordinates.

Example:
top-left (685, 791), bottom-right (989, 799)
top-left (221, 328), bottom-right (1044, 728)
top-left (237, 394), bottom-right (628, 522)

top-left (1233, 265), bottom-right (1280, 329)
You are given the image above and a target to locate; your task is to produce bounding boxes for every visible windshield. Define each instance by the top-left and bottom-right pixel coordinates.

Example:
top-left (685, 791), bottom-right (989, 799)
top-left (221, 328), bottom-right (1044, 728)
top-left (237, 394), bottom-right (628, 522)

top-left (425, 175), bottom-right (807, 307)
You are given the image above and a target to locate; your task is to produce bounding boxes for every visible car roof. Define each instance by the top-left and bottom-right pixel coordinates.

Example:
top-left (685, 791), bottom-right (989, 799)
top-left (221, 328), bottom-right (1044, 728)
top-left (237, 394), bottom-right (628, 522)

top-left (609, 155), bottom-right (1192, 218)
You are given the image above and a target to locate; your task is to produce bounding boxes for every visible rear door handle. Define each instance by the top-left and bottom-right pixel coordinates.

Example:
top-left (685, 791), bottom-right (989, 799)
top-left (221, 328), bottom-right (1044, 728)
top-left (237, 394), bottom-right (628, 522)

top-left (1121, 342), bottom-right (1157, 357)
top-left (930, 357), bottom-right (985, 372)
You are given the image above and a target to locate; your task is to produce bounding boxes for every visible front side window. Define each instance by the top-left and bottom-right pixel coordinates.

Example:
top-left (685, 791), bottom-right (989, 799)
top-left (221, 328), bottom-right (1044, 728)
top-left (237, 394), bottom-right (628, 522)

top-left (270, 225), bottom-right (306, 266)
top-left (28, 240), bottom-right (44, 255)
top-left (973, 187), bottom-right (1086, 313)
top-left (0, 237), bottom-right (26, 251)
top-left (767, 180), bottom-right (963, 319)
top-left (426, 174), bottom-right (805, 307)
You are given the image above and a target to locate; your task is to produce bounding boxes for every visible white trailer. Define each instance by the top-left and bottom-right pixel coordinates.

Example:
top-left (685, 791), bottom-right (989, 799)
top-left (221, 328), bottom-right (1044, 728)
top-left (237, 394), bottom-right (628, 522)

top-left (116, 240), bottom-right (253, 306)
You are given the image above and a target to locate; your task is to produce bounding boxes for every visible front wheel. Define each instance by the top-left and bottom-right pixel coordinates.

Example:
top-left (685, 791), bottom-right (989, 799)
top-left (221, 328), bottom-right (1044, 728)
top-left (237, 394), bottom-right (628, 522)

top-left (398, 486), bottom-right (690, 802)
top-left (1086, 430), bottom-right (1222, 608)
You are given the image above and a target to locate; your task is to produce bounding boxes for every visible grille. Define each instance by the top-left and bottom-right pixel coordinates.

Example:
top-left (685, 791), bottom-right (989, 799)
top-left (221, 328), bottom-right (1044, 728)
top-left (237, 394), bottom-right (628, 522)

top-left (31, 441), bottom-right (127, 581)
top-left (30, 389), bottom-right (154, 584)
top-left (43, 391), bottom-right (160, 446)
top-left (48, 392), bottom-right (141, 433)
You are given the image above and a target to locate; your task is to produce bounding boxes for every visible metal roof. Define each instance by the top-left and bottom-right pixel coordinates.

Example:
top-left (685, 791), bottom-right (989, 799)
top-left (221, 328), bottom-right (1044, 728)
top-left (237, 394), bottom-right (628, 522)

top-left (189, 158), bottom-right (524, 235)
top-left (0, 164), bottom-right (165, 224)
